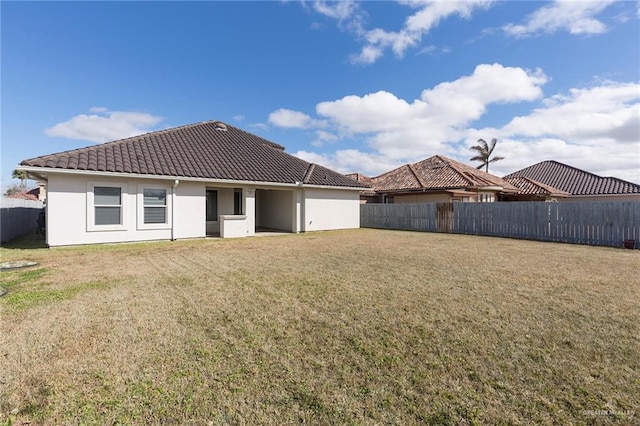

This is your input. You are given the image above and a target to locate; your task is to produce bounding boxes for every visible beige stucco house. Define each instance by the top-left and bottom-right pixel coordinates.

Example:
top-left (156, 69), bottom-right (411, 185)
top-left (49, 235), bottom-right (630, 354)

top-left (17, 121), bottom-right (367, 247)
top-left (347, 155), bottom-right (519, 204)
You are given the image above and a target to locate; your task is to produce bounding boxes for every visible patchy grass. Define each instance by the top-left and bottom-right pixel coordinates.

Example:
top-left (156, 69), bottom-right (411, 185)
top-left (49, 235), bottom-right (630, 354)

top-left (0, 229), bottom-right (638, 424)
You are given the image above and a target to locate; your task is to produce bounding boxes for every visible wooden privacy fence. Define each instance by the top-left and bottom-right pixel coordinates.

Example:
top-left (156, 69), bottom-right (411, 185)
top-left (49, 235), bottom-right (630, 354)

top-left (361, 201), bottom-right (640, 248)
top-left (1, 198), bottom-right (44, 244)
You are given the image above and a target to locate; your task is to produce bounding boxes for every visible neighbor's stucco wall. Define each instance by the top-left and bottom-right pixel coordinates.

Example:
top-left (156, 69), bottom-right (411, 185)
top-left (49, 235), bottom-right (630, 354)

top-left (303, 188), bottom-right (360, 231)
top-left (390, 193), bottom-right (453, 204)
top-left (256, 189), bottom-right (293, 231)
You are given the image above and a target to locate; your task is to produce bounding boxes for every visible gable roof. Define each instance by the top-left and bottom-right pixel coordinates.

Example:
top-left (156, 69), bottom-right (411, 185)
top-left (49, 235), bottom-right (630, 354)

top-left (503, 176), bottom-right (570, 198)
top-left (505, 160), bottom-right (640, 196)
top-left (368, 155), bottom-right (518, 193)
top-left (20, 121), bottom-right (367, 189)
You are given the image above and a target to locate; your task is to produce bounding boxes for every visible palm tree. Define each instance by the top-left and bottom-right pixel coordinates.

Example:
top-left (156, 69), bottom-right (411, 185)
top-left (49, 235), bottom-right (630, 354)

top-left (12, 169), bottom-right (28, 190)
top-left (470, 138), bottom-right (505, 173)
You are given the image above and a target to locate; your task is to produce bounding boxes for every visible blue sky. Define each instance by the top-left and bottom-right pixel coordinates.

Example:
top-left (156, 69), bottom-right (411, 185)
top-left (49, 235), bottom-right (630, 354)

top-left (2, 0), bottom-right (639, 190)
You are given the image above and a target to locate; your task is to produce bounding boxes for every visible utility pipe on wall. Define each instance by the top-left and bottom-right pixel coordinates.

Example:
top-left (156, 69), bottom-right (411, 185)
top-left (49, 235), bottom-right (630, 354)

top-left (171, 179), bottom-right (180, 240)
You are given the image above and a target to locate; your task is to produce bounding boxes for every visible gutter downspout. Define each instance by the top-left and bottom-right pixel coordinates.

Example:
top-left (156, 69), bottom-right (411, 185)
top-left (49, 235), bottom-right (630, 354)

top-left (296, 181), bottom-right (305, 233)
top-left (171, 180), bottom-right (179, 241)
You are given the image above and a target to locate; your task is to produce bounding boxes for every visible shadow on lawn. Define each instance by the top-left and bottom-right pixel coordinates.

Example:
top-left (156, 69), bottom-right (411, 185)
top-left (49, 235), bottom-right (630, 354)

top-left (1, 232), bottom-right (48, 250)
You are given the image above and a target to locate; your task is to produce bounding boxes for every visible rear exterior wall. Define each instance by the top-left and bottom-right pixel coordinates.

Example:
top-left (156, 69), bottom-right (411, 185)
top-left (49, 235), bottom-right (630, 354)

top-left (46, 174), bottom-right (206, 247)
top-left (303, 187), bottom-right (360, 231)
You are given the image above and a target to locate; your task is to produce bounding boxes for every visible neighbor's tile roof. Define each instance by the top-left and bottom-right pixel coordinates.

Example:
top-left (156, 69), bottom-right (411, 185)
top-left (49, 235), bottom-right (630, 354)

top-left (344, 173), bottom-right (376, 196)
top-left (369, 155), bottom-right (518, 193)
top-left (21, 121), bottom-right (367, 188)
top-left (344, 173), bottom-right (373, 186)
top-left (6, 188), bottom-right (40, 201)
top-left (505, 161), bottom-right (640, 196)
top-left (503, 176), bottom-right (570, 197)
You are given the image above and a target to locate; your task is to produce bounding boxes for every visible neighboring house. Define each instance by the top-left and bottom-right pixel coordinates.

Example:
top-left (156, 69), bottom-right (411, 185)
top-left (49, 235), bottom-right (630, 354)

top-left (505, 161), bottom-right (640, 202)
top-left (18, 120), bottom-right (368, 247)
top-left (348, 155), bottom-right (519, 203)
top-left (6, 187), bottom-right (40, 201)
top-left (501, 176), bottom-right (570, 202)
top-left (343, 173), bottom-right (380, 204)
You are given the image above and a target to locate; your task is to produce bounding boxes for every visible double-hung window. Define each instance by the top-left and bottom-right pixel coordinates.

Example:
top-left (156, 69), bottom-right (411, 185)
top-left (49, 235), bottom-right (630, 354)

top-left (137, 184), bottom-right (171, 229)
top-left (143, 188), bottom-right (167, 224)
top-left (87, 182), bottom-right (128, 231)
top-left (95, 186), bottom-right (122, 225)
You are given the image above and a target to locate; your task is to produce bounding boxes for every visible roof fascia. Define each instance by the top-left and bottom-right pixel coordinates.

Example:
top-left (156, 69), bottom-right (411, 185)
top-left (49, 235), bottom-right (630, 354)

top-left (16, 166), bottom-right (365, 191)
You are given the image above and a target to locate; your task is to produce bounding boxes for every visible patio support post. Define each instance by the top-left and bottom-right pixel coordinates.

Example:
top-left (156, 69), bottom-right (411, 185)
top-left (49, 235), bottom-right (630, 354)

top-left (243, 187), bottom-right (256, 236)
top-left (292, 188), bottom-right (303, 233)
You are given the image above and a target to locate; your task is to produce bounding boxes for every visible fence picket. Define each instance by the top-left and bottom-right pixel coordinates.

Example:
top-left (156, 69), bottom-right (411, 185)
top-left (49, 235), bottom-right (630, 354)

top-left (361, 201), bottom-right (640, 248)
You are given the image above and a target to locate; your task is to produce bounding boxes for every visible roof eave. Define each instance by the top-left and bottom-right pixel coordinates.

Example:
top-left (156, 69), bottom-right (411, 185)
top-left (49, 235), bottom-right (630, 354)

top-left (16, 166), bottom-right (366, 191)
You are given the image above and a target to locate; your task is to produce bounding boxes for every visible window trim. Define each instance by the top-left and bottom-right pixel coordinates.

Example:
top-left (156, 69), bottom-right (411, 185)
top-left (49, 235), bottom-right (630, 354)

top-left (87, 181), bottom-right (128, 232)
top-left (137, 183), bottom-right (171, 230)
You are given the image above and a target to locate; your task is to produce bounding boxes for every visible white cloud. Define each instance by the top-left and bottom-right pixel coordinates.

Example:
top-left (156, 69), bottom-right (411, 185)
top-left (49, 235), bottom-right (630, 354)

top-left (311, 130), bottom-right (339, 147)
top-left (270, 64), bottom-right (640, 183)
top-left (268, 108), bottom-right (327, 129)
top-left (350, 45), bottom-right (384, 64)
top-left (501, 82), bottom-right (640, 142)
top-left (466, 82), bottom-right (640, 182)
top-left (349, 0), bottom-right (493, 64)
top-left (313, 64), bottom-right (546, 159)
top-left (45, 108), bottom-right (164, 143)
top-left (313, 0), bottom-right (359, 21)
top-left (232, 115), bottom-right (245, 122)
top-left (308, 0), bottom-right (492, 64)
top-left (503, 0), bottom-right (616, 37)
top-left (294, 149), bottom-right (402, 175)
top-left (484, 86), bottom-right (639, 179)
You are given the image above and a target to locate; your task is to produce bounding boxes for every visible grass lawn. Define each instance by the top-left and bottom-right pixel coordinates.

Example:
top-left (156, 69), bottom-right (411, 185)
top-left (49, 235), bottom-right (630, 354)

top-left (0, 229), bottom-right (638, 425)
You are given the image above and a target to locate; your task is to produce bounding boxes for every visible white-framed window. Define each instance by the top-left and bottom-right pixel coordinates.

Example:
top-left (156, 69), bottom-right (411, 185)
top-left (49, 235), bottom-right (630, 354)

top-left (87, 181), bottom-right (128, 231)
top-left (479, 193), bottom-right (495, 203)
top-left (137, 184), bottom-right (171, 230)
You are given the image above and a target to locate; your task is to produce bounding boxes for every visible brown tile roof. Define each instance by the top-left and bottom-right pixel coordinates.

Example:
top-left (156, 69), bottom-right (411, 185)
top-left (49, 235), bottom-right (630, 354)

top-left (370, 155), bottom-right (518, 193)
top-left (505, 161), bottom-right (640, 195)
top-left (344, 173), bottom-right (376, 196)
top-left (6, 189), bottom-right (39, 201)
top-left (504, 176), bottom-right (570, 197)
top-left (344, 173), bottom-right (373, 186)
top-left (20, 121), bottom-right (367, 189)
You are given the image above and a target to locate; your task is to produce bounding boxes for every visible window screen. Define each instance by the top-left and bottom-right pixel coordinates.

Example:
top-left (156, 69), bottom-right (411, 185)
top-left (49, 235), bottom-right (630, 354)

top-left (143, 188), bottom-right (167, 224)
top-left (94, 186), bottom-right (122, 225)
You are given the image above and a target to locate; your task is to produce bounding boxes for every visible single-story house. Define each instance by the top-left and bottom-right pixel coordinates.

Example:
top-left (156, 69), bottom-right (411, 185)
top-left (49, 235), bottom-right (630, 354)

top-left (500, 176), bottom-right (570, 202)
top-left (347, 155), bottom-right (519, 203)
top-left (504, 160), bottom-right (640, 202)
top-left (17, 120), bottom-right (368, 247)
top-left (5, 185), bottom-right (45, 202)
